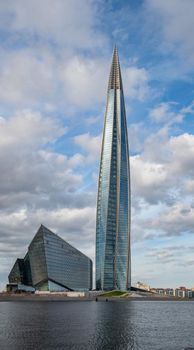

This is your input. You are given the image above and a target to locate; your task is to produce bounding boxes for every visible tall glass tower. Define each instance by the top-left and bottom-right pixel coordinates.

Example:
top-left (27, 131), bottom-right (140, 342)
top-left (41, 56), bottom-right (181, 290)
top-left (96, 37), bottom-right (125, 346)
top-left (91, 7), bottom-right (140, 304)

top-left (96, 47), bottom-right (131, 291)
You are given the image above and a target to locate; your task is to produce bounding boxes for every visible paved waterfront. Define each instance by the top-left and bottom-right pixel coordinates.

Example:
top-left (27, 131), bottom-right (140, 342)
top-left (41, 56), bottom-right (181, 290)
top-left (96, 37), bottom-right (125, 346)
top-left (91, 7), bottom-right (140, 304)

top-left (0, 293), bottom-right (193, 302)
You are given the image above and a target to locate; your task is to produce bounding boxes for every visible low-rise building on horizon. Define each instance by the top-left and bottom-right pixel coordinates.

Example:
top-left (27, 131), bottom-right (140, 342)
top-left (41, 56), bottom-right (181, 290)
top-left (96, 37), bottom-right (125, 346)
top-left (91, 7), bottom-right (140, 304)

top-left (136, 281), bottom-right (150, 291)
top-left (150, 286), bottom-right (194, 298)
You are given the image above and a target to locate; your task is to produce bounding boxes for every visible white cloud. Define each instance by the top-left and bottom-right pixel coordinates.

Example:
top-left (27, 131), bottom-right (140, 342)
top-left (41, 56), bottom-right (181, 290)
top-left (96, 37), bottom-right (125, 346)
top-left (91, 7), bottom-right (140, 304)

top-left (0, 49), bottom-right (57, 107)
top-left (0, 110), bottom-right (66, 148)
top-left (131, 132), bottom-right (194, 205)
top-left (74, 132), bottom-right (102, 162)
top-left (130, 126), bottom-right (194, 257)
top-left (0, 1), bottom-right (109, 111)
top-left (0, 46), bottom-right (150, 111)
top-left (60, 56), bottom-right (108, 108)
top-left (131, 155), bottom-right (167, 203)
top-left (123, 66), bottom-right (149, 101)
top-left (149, 102), bottom-right (183, 124)
top-left (0, 110), bottom-right (84, 201)
top-left (0, 0), bottom-right (106, 50)
top-left (181, 100), bottom-right (194, 115)
top-left (147, 0), bottom-right (194, 62)
top-left (149, 203), bottom-right (194, 236)
top-left (0, 49), bottom-right (108, 111)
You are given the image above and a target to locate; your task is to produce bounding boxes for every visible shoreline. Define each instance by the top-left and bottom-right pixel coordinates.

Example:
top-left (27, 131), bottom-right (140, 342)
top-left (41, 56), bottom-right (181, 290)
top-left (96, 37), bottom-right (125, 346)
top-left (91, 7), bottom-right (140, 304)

top-left (1, 294), bottom-right (194, 302)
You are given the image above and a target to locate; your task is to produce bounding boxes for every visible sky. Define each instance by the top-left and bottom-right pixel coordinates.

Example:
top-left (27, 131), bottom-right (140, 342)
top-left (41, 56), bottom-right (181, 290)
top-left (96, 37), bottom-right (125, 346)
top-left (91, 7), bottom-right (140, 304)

top-left (0, 0), bottom-right (194, 290)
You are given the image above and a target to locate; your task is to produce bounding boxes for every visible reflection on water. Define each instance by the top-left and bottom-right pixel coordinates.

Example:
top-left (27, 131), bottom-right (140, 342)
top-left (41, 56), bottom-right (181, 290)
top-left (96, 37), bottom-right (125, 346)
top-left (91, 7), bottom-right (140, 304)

top-left (89, 301), bottom-right (136, 350)
top-left (0, 301), bottom-right (194, 349)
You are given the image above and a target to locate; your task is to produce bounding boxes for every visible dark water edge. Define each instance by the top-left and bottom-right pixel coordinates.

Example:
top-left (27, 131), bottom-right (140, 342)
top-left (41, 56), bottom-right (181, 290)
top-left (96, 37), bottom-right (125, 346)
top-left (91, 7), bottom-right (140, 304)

top-left (0, 301), bottom-right (194, 350)
top-left (0, 294), bottom-right (192, 301)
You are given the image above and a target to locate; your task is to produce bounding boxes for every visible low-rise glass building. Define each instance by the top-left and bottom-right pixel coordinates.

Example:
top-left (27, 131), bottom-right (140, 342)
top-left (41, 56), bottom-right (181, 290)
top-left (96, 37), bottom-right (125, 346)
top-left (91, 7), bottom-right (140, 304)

top-left (8, 225), bottom-right (92, 292)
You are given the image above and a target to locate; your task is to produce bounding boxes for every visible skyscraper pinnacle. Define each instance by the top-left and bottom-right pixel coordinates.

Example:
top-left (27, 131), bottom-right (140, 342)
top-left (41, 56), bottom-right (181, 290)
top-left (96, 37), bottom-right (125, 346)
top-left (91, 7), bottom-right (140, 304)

top-left (108, 46), bottom-right (123, 90)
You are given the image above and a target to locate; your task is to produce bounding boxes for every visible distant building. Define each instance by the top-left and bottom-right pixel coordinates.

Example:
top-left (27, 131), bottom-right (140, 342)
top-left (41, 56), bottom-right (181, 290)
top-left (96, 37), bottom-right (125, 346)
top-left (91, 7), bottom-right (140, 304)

top-left (136, 281), bottom-right (150, 291)
top-left (151, 286), bottom-right (193, 298)
top-left (8, 225), bottom-right (92, 292)
top-left (96, 47), bottom-right (131, 291)
top-left (174, 286), bottom-right (193, 298)
top-left (165, 288), bottom-right (174, 296)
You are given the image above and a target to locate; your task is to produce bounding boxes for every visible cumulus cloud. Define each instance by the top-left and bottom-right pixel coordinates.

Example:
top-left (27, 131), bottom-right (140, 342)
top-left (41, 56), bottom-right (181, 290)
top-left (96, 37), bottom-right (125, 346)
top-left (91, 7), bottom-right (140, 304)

top-left (0, 1), bottom-right (109, 112)
top-left (129, 124), bottom-right (194, 256)
top-left (0, 0), bottom-right (106, 50)
top-left (60, 56), bottom-right (108, 108)
top-left (123, 66), bottom-right (149, 101)
top-left (0, 110), bottom-right (93, 218)
top-left (74, 132), bottom-right (102, 162)
top-left (0, 110), bottom-right (83, 201)
top-left (0, 49), bottom-right (107, 110)
top-left (0, 47), bottom-right (150, 111)
top-left (149, 102), bottom-right (183, 124)
top-left (0, 49), bottom-right (57, 108)
top-left (0, 110), bottom-right (65, 147)
top-left (131, 131), bottom-right (194, 206)
top-left (146, 0), bottom-right (194, 63)
top-left (145, 203), bottom-right (194, 237)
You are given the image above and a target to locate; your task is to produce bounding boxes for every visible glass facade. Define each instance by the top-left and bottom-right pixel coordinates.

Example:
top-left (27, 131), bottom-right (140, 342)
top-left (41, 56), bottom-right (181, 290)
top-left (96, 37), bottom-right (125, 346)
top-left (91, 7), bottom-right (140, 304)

top-left (96, 47), bottom-right (131, 291)
top-left (9, 225), bottom-right (92, 291)
top-left (8, 259), bottom-right (26, 284)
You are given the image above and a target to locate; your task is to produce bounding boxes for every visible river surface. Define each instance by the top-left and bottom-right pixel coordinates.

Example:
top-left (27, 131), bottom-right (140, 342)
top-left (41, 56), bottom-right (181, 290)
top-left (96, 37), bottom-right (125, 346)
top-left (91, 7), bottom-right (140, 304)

top-left (0, 300), bottom-right (194, 350)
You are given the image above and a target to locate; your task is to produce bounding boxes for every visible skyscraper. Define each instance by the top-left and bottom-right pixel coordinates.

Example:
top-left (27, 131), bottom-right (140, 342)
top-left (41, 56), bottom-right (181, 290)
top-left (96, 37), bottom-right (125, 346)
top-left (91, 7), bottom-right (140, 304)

top-left (96, 47), bottom-right (131, 291)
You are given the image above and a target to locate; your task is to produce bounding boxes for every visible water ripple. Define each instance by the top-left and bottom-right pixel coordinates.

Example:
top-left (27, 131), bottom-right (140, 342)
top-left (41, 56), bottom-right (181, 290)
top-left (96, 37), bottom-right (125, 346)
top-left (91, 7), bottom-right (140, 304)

top-left (0, 301), bottom-right (194, 349)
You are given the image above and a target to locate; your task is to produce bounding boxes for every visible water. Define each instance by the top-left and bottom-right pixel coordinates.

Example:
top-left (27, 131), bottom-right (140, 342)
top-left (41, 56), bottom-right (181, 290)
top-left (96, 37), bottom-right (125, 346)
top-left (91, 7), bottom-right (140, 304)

top-left (0, 300), bottom-right (194, 350)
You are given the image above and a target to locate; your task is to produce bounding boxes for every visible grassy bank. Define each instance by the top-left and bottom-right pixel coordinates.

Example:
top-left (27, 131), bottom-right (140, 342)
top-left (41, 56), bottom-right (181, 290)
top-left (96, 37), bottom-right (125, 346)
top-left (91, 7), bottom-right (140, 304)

top-left (99, 290), bottom-right (127, 297)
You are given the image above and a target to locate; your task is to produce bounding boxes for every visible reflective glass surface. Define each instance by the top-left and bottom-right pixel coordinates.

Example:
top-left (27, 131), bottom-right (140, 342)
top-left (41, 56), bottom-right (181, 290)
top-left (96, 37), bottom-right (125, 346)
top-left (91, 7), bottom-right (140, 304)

top-left (8, 259), bottom-right (26, 284)
top-left (43, 226), bottom-right (92, 291)
top-left (96, 50), bottom-right (131, 291)
top-left (28, 228), bottom-right (48, 287)
top-left (8, 225), bottom-right (92, 292)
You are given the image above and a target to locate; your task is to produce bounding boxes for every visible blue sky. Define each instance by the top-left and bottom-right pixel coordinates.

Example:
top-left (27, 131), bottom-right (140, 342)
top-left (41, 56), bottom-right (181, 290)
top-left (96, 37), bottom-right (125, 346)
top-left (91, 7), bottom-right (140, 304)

top-left (1, 0), bottom-right (194, 290)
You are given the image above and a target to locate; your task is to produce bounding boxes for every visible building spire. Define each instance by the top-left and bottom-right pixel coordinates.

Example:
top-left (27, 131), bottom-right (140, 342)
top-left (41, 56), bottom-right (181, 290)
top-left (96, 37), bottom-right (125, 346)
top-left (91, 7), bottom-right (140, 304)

top-left (108, 45), bottom-right (123, 90)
